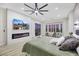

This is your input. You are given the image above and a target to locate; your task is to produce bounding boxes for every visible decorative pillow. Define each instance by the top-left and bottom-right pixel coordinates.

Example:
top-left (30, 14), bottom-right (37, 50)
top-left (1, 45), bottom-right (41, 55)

top-left (65, 36), bottom-right (71, 40)
top-left (56, 36), bottom-right (65, 46)
top-left (49, 38), bottom-right (58, 45)
top-left (65, 36), bottom-right (76, 40)
top-left (76, 46), bottom-right (79, 55)
top-left (59, 38), bottom-right (79, 51)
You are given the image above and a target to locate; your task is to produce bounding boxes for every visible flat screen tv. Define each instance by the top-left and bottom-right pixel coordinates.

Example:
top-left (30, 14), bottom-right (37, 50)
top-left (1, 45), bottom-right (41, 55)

top-left (12, 18), bottom-right (29, 30)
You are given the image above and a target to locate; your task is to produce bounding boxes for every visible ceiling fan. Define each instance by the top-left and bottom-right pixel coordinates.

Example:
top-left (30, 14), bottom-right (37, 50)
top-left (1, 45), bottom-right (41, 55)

top-left (24, 3), bottom-right (48, 15)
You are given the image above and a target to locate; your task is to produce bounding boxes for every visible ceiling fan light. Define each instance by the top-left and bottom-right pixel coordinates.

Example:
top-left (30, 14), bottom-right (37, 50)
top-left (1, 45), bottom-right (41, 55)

top-left (35, 11), bottom-right (38, 13)
top-left (55, 7), bottom-right (59, 10)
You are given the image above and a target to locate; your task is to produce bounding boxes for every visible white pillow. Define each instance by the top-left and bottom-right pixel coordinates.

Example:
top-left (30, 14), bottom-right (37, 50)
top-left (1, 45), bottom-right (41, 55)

top-left (76, 46), bottom-right (79, 55)
top-left (56, 36), bottom-right (65, 46)
top-left (49, 38), bottom-right (58, 44)
top-left (73, 34), bottom-right (79, 39)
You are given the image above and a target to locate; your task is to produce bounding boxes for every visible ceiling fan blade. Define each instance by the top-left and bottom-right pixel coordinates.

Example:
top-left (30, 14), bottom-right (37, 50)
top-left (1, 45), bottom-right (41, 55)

top-left (24, 3), bottom-right (34, 10)
top-left (30, 11), bottom-right (35, 15)
top-left (35, 3), bottom-right (38, 9)
top-left (24, 10), bottom-right (33, 12)
top-left (40, 10), bottom-right (48, 12)
top-left (39, 12), bottom-right (44, 15)
top-left (39, 4), bottom-right (48, 10)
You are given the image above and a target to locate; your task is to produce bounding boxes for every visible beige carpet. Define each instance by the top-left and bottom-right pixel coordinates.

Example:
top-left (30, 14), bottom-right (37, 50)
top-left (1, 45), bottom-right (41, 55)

top-left (0, 39), bottom-right (31, 56)
top-left (0, 37), bottom-right (50, 56)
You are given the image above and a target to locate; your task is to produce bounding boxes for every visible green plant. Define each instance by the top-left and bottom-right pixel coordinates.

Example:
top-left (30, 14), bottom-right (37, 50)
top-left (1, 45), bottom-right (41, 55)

top-left (69, 32), bottom-right (73, 36)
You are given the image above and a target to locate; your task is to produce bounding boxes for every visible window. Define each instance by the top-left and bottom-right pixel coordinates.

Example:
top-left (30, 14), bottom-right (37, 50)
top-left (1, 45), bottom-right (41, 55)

top-left (46, 23), bottom-right (62, 33)
top-left (46, 23), bottom-right (63, 37)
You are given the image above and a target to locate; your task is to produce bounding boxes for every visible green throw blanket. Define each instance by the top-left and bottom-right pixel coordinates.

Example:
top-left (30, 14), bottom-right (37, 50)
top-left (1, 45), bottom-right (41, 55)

top-left (22, 37), bottom-right (78, 56)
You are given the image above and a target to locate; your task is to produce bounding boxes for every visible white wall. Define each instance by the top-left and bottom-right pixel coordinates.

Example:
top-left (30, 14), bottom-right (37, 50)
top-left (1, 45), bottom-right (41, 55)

top-left (7, 10), bottom-right (35, 45)
top-left (67, 4), bottom-right (79, 34)
top-left (68, 11), bottom-right (74, 34)
top-left (41, 23), bottom-right (46, 36)
top-left (0, 8), bottom-right (7, 46)
top-left (73, 4), bottom-right (79, 32)
top-left (74, 4), bottom-right (79, 19)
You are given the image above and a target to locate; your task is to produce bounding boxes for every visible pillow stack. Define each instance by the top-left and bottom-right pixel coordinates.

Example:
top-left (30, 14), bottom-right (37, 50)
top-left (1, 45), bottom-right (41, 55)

top-left (49, 36), bottom-right (65, 45)
top-left (59, 38), bottom-right (79, 51)
top-left (49, 35), bottom-right (79, 55)
top-left (76, 46), bottom-right (79, 55)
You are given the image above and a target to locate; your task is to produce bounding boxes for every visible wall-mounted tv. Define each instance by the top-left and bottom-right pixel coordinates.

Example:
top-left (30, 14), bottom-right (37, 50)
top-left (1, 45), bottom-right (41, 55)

top-left (12, 18), bottom-right (29, 30)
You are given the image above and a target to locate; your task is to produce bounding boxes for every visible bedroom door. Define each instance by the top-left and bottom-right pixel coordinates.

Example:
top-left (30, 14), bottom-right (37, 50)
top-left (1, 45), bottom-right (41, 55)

top-left (35, 23), bottom-right (41, 36)
top-left (0, 8), bottom-right (7, 46)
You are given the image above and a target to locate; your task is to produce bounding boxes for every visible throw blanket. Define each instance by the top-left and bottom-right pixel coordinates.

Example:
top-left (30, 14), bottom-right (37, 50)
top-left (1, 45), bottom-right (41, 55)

top-left (22, 37), bottom-right (78, 56)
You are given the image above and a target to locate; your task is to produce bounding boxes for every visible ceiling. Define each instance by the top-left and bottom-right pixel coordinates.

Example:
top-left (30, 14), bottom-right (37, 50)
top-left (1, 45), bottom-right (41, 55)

top-left (0, 3), bottom-right (75, 21)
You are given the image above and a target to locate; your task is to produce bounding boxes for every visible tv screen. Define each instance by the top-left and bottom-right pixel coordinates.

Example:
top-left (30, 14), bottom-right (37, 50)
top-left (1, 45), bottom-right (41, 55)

top-left (13, 18), bottom-right (29, 30)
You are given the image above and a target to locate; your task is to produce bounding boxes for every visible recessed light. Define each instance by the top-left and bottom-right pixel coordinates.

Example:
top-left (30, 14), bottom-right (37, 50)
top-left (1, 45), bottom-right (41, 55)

top-left (55, 7), bottom-right (59, 10)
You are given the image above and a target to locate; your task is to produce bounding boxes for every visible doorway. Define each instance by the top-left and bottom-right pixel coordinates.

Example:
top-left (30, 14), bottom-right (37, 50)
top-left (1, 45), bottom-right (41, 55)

top-left (35, 23), bottom-right (41, 36)
top-left (0, 8), bottom-right (7, 46)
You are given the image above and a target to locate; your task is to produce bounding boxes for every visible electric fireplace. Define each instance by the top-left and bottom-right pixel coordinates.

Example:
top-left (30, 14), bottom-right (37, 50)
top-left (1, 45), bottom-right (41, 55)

top-left (12, 32), bottom-right (29, 39)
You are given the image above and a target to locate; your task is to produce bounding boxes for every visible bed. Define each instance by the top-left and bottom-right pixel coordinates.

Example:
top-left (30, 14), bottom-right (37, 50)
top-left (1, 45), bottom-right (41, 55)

top-left (22, 37), bottom-right (78, 56)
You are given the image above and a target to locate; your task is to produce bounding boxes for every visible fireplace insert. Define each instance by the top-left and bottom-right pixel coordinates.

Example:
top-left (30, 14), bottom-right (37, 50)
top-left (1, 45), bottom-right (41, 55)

top-left (12, 32), bottom-right (29, 39)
